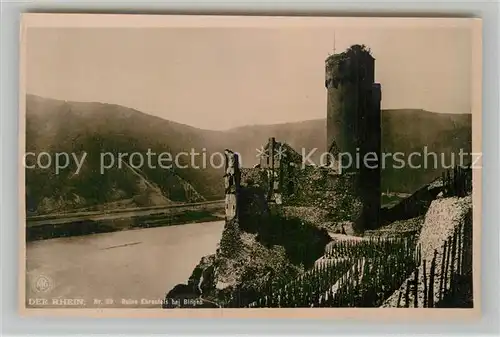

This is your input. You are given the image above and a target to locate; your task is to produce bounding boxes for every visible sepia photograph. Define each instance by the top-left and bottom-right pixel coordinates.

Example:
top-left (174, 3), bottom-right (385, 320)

top-left (19, 14), bottom-right (481, 317)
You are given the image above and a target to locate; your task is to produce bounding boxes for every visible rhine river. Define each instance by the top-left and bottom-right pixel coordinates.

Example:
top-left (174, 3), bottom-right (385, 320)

top-left (26, 221), bottom-right (225, 308)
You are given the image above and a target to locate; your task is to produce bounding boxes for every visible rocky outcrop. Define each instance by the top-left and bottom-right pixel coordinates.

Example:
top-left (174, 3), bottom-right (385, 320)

top-left (164, 212), bottom-right (332, 308)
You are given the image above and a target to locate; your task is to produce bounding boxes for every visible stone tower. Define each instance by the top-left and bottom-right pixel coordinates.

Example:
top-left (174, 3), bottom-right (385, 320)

top-left (325, 44), bottom-right (381, 231)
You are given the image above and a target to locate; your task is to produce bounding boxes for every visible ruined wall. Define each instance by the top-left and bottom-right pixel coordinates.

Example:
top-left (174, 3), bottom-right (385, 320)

top-left (223, 150), bottom-right (240, 220)
top-left (257, 138), bottom-right (304, 205)
top-left (240, 164), bottom-right (363, 226)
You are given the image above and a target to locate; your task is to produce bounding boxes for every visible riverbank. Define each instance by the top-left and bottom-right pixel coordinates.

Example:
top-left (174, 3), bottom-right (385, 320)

top-left (26, 204), bottom-right (225, 241)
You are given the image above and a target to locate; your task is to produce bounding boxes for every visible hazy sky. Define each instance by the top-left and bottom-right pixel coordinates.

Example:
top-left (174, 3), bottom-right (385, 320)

top-left (26, 23), bottom-right (473, 130)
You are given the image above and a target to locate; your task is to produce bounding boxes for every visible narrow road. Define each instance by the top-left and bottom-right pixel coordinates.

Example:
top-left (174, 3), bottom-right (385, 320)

top-left (27, 200), bottom-right (225, 227)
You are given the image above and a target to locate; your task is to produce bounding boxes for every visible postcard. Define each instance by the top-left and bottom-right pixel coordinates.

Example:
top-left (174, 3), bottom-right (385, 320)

top-left (19, 13), bottom-right (482, 319)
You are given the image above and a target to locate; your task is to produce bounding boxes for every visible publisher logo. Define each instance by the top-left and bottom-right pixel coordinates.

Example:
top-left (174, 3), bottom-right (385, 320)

top-left (32, 275), bottom-right (53, 293)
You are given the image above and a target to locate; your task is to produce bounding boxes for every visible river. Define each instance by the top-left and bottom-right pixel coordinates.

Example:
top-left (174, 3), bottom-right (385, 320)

top-left (25, 220), bottom-right (225, 308)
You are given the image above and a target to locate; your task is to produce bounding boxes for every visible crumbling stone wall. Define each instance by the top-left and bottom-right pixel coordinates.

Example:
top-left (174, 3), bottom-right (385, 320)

top-left (223, 150), bottom-right (240, 220)
top-left (240, 168), bottom-right (269, 190)
top-left (235, 148), bottom-right (364, 230)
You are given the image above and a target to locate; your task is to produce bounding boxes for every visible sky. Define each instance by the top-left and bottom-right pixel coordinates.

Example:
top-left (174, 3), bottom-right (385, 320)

top-left (26, 21), bottom-right (473, 130)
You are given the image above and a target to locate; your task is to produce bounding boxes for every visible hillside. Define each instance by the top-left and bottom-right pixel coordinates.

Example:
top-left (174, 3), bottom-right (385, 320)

top-left (25, 95), bottom-right (472, 214)
top-left (380, 109), bottom-right (472, 193)
top-left (25, 95), bottom-right (224, 214)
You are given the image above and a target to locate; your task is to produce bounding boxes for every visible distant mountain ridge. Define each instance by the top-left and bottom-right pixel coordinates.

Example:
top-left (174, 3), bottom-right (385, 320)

top-left (25, 94), bottom-right (472, 214)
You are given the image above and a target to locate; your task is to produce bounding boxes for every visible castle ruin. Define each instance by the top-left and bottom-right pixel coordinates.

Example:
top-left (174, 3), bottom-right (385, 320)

top-left (223, 44), bottom-right (382, 233)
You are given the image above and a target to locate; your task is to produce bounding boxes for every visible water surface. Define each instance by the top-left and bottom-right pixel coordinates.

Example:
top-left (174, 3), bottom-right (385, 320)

top-left (26, 221), bottom-right (224, 308)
